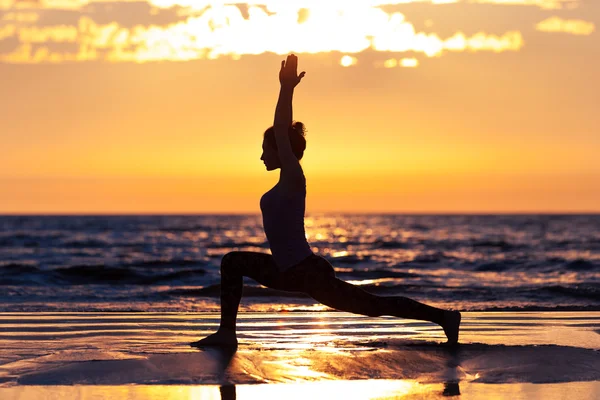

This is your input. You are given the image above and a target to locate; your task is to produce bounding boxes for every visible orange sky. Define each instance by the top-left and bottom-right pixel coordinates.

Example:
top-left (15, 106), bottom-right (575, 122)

top-left (1, 0), bottom-right (599, 213)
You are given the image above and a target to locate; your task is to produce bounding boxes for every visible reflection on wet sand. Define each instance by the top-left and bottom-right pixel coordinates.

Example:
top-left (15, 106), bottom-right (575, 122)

top-left (443, 382), bottom-right (461, 396)
top-left (5, 381), bottom-right (600, 400)
top-left (0, 312), bottom-right (599, 399)
top-left (220, 384), bottom-right (236, 400)
top-left (220, 380), bottom-right (460, 400)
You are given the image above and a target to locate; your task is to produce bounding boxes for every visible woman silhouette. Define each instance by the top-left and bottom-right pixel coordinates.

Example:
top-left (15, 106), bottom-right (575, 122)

top-left (192, 54), bottom-right (461, 348)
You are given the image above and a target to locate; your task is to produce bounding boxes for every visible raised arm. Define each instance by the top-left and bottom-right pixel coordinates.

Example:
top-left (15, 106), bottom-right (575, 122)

top-left (274, 54), bottom-right (306, 186)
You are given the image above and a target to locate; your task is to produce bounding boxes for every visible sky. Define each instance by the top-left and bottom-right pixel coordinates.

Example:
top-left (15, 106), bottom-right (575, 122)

top-left (0, 0), bottom-right (598, 213)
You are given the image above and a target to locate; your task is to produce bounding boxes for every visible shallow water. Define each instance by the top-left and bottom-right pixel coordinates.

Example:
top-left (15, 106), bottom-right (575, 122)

top-left (0, 311), bottom-right (598, 389)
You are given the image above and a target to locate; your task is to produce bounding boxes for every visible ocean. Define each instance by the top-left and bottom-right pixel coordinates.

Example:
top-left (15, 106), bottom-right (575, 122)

top-left (0, 214), bottom-right (598, 313)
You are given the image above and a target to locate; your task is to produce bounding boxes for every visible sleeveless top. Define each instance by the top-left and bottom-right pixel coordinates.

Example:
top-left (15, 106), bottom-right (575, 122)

top-left (260, 177), bottom-right (313, 271)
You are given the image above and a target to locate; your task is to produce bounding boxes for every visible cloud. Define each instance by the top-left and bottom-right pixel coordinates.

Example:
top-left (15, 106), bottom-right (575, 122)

top-left (399, 57), bottom-right (418, 67)
top-left (0, 0), bottom-right (582, 11)
top-left (18, 24), bottom-right (78, 42)
top-left (536, 17), bottom-right (595, 35)
top-left (0, 7), bottom-right (526, 64)
top-left (371, 13), bottom-right (523, 56)
top-left (340, 55), bottom-right (357, 67)
top-left (3, 11), bottom-right (39, 21)
top-left (0, 22), bottom-right (16, 39)
top-left (468, 0), bottom-right (577, 9)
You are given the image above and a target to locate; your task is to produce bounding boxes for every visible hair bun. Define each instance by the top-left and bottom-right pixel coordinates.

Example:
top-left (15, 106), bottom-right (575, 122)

top-left (292, 121), bottom-right (306, 136)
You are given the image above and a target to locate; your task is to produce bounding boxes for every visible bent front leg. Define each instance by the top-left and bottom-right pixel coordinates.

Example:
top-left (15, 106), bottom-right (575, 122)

top-left (218, 251), bottom-right (283, 331)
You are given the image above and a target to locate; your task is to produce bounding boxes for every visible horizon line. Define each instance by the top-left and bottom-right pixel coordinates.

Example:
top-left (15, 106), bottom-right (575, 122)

top-left (1, 211), bottom-right (599, 216)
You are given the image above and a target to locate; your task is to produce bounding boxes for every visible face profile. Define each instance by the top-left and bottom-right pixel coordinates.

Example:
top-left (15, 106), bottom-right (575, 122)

top-left (261, 123), bottom-right (307, 171)
top-left (260, 140), bottom-right (281, 171)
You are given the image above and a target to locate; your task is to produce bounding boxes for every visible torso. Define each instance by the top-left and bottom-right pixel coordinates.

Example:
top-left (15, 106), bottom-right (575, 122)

top-left (260, 180), bottom-right (313, 271)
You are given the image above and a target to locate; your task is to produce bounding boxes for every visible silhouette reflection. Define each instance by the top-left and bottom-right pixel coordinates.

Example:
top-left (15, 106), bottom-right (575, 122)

top-left (220, 384), bottom-right (236, 400)
top-left (443, 381), bottom-right (461, 396)
top-left (217, 380), bottom-right (460, 399)
top-left (191, 346), bottom-right (237, 389)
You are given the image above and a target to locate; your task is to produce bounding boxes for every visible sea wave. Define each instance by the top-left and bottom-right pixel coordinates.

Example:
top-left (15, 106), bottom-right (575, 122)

top-left (1, 215), bottom-right (598, 312)
top-left (0, 262), bottom-right (207, 286)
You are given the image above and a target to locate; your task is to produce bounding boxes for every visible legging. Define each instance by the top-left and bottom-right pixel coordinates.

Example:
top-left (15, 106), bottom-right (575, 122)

top-left (218, 251), bottom-right (446, 331)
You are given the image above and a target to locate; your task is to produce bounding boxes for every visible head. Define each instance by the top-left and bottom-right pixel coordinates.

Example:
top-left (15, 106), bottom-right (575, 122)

top-left (260, 121), bottom-right (307, 171)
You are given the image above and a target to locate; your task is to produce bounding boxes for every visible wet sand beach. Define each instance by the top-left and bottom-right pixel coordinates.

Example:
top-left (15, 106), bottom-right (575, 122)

top-left (1, 311), bottom-right (599, 399)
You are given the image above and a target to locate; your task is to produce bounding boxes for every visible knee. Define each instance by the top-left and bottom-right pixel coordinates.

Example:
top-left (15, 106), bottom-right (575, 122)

top-left (314, 258), bottom-right (336, 278)
top-left (221, 251), bottom-right (240, 273)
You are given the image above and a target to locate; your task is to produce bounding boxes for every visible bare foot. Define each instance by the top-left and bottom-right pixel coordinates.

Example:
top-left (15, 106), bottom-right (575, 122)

top-left (442, 310), bottom-right (461, 345)
top-left (191, 329), bottom-right (238, 348)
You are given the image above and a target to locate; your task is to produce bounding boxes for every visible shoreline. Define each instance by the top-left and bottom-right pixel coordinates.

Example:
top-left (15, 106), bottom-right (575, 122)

top-left (0, 311), bottom-right (598, 390)
top-left (1, 306), bottom-right (599, 313)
